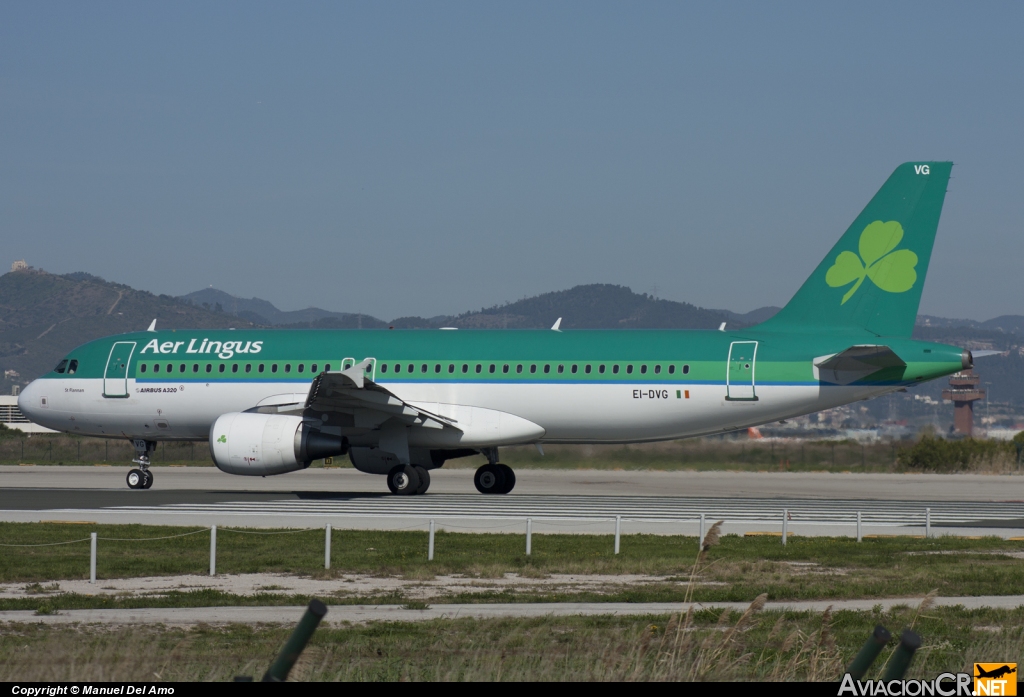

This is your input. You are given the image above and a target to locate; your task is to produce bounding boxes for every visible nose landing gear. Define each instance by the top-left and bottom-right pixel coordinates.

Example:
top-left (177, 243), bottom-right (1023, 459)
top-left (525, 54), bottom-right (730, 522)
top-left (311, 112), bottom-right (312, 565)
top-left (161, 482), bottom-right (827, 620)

top-left (127, 439), bottom-right (155, 490)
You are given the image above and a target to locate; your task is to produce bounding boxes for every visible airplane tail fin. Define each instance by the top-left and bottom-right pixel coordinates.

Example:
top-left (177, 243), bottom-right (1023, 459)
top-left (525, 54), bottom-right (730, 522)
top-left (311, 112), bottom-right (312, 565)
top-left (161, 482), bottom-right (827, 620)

top-left (758, 162), bottom-right (952, 338)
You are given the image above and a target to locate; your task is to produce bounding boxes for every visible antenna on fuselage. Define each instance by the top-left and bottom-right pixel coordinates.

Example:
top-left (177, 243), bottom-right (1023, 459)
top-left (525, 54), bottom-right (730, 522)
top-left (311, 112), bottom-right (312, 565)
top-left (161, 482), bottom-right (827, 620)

top-left (146, 319), bottom-right (157, 332)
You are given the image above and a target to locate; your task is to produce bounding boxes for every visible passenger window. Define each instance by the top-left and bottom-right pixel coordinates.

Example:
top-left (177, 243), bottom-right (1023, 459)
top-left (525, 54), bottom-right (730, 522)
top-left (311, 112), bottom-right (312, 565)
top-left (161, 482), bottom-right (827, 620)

top-left (421, 364), bottom-right (428, 373)
top-left (516, 365), bottom-right (523, 373)
top-left (475, 364), bottom-right (482, 374)
top-left (668, 365), bottom-right (675, 374)
top-left (193, 364), bottom-right (199, 373)
top-left (380, 364), bottom-right (387, 373)
top-left (585, 365), bottom-right (591, 374)
top-left (530, 364), bottom-right (537, 374)
top-left (325, 364), bottom-right (331, 371)
top-left (613, 365), bottom-right (619, 374)
top-left (232, 364), bottom-right (239, 373)
top-left (640, 365), bottom-right (647, 374)
top-left (462, 364), bottom-right (468, 373)
top-left (245, 364), bottom-right (252, 373)
top-left (180, 364), bottom-right (186, 373)
top-left (54, 360), bottom-right (68, 374)
top-left (626, 365), bottom-right (633, 374)
top-left (217, 364), bottom-right (224, 373)
top-left (544, 364), bottom-right (550, 374)
top-left (166, 364), bottom-right (172, 373)
top-left (272, 364), bottom-right (278, 373)
top-left (557, 365), bottom-right (564, 374)
top-left (489, 365), bottom-right (496, 373)
top-left (311, 364), bottom-right (318, 373)
top-left (683, 364), bottom-right (690, 374)
top-left (258, 364), bottom-right (264, 373)
top-left (298, 364), bottom-right (304, 373)
top-left (503, 364), bottom-right (509, 374)
top-left (68, 360), bottom-right (79, 374)
top-left (448, 364), bottom-right (455, 373)
top-left (285, 364), bottom-right (291, 373)
top-left (599, 365), bottom-right (605, 374)
top-left (654, 365), bottom-right (661, 374)
top-left (206, 364), bottom-right (212, 373)
top-left (393, 364), bottom-right (400, 373)
top-left (571, 365), bottom-right (578, 374)
top-left (140, 364), bottom-right (147, 373)
top-left (434, 364), bottom-right (441, 373)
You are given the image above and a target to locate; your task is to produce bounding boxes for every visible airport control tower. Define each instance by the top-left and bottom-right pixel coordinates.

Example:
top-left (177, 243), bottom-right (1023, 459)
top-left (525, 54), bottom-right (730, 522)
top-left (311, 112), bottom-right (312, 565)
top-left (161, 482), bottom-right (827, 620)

top-left (941, 369), bottom-right (986, 436)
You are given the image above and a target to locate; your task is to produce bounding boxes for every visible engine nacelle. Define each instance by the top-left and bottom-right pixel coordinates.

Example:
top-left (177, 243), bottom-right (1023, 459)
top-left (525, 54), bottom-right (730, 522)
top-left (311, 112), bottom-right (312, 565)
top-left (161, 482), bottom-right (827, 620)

top-left (210, 412), bottom-right (346, 476)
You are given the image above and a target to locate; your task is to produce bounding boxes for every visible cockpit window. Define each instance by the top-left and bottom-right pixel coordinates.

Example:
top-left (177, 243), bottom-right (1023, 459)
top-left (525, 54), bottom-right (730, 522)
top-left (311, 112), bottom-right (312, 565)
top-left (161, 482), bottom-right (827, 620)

top-left (67, 360), bottom-right (78, 374)
top-left (54, 360), bottom-right (68, 374)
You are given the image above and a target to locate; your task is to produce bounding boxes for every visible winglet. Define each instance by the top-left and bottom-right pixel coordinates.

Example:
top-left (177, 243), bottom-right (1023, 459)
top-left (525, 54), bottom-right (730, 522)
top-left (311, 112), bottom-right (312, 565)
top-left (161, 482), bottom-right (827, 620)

top-left (146, 319), bottom-right (157, 332)
top-left (718, 322), bottom-right (727, 332)
top-left (551, 317), bottom-right (562, 331)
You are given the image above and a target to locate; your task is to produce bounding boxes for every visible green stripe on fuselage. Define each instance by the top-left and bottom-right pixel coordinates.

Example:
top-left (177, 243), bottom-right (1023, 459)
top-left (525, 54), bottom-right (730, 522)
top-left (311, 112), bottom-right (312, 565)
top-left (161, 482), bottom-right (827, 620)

top-left (43, 328), bottom-right (965, 389)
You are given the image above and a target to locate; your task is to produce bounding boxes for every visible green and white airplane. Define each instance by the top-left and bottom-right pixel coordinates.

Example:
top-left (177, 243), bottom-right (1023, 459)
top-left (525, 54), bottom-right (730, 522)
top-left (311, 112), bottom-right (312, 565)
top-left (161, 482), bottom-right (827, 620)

top-left (19, 162), bottom-right (970, 495)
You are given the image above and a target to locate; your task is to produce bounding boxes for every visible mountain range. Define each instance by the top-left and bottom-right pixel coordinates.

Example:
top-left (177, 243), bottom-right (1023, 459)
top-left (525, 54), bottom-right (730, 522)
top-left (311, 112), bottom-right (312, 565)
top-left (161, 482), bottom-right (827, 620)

top-left (3, 267), bottom-right (1023, 405)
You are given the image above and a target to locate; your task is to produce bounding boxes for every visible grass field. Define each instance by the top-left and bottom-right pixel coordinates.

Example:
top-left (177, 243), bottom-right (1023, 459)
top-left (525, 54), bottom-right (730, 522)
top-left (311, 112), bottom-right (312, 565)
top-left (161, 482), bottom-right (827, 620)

top-left (2, 523), bottom-right (1023, 610)
top-left (1, 606), bottom-right (1021, 681)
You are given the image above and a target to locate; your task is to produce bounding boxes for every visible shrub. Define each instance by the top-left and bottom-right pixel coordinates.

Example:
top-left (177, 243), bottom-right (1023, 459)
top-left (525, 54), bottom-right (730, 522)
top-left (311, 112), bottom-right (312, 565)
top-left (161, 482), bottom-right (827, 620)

top-left (897, 435), bottom-right (1013, 472)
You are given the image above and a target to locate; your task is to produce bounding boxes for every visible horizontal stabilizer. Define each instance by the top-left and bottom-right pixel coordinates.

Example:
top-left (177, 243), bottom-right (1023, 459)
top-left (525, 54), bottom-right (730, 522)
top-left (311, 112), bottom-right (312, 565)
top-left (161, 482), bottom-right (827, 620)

top-left (814, 345), bottom-right (906, 385)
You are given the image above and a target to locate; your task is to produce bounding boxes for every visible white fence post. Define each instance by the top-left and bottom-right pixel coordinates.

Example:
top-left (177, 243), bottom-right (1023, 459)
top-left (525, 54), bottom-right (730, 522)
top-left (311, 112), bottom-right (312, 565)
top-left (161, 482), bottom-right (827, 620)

top-left (782, 509), bottom-right (788, 546)
top-left (699, 513), bottom-right (705, 544)
top-left (90, 532), bottom-right (96, 584)
top-left (857, 511), bottom-right (862, 543)
top-left (925, 508), bottom-right (931, 539)
top-left (428, 519), bottom-right (435, 561)
top-left (614, 515), bottom-right (621, 555)
top-left (526, 518), bottom-right (532, 556)
top-left (209, 525), bottom-right (217, 576)
top-left (325, 524), bottom-right (332, 570)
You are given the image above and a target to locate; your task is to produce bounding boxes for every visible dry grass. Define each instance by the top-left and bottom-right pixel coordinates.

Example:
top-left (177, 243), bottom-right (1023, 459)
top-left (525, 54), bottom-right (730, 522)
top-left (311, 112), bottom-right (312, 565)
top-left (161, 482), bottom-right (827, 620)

top-left (1, 605), bottom-right (1021, 681)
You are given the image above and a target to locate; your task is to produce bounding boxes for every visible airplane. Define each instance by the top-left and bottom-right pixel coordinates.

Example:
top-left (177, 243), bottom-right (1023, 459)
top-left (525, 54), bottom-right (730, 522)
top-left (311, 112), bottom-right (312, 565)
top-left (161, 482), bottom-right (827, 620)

top-left (18, 162), bottom-right (971, 495)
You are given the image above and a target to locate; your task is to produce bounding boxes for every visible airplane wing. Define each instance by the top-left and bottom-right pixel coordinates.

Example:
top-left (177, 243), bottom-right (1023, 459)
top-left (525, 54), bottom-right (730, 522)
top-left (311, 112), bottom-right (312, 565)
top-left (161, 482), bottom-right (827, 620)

top-left (814, 345), bottom-right (907, 386)
top-left (302, 360), bottom-right (459, 432)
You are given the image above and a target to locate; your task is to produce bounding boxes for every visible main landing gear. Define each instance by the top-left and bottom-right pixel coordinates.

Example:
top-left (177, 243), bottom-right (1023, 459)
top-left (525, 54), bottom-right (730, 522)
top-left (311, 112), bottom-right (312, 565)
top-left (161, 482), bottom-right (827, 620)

top-left (387, 464), bottom-right (431, 496)
top-left (474, 448), bottom-right (516, 494)
top-left (127, 439), bottom-right (155, 490)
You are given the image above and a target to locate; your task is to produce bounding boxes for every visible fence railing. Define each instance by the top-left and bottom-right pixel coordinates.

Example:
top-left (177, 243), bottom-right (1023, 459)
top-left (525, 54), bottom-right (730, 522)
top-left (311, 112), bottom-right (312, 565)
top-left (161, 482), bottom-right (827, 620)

top-left (0, 508), bottom-right (961, 582)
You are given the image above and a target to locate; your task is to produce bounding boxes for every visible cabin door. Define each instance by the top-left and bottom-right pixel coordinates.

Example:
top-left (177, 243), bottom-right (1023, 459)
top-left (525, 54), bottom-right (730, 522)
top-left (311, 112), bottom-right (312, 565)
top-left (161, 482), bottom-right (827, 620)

top-left (103, 342), bottom-right (136, 398)
top-left (726, 341), bottom-right (758, 401)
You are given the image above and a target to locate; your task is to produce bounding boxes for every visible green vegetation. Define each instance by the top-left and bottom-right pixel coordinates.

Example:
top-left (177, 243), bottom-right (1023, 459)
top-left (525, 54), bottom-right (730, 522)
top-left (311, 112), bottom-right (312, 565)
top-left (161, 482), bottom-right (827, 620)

top-left (2, 523), bottom-right (1022, 608)
top-left (897, 436), bottom-right (1021, 473)
top-left (1, 606), bottom-right (1021, 681)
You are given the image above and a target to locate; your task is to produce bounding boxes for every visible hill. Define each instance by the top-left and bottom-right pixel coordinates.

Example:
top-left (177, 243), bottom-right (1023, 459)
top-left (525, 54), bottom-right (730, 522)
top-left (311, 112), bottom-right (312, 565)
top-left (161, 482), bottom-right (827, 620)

top-left (0, 268), bottom-right (251, 395)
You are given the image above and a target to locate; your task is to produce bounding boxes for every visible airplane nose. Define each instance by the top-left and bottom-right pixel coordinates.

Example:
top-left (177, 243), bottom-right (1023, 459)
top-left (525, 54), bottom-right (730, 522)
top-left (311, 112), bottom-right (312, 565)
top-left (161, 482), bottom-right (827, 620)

top-left (17, 381), bottom-right (40, 422)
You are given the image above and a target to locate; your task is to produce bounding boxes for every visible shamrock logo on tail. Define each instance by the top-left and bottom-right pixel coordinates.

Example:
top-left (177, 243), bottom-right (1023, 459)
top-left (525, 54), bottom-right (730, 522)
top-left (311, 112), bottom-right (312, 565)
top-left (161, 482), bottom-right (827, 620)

top-left (825, 221), bottom-right (918, 304)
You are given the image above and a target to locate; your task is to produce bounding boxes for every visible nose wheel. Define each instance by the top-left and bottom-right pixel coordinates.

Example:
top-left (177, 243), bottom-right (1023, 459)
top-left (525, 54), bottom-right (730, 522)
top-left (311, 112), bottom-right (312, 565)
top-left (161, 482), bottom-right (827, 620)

top-left (127, 468), bottom-right (153, 490)
top-left (127, 439), bottom-right (156, 490)
top-left (474, 463), bottom-right (515, 494)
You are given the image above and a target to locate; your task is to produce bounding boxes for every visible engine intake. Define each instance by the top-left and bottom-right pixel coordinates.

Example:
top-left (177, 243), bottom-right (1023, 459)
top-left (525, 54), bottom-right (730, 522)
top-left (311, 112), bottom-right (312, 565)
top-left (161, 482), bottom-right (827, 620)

top-left (210, 412), bottom-right (347, 476)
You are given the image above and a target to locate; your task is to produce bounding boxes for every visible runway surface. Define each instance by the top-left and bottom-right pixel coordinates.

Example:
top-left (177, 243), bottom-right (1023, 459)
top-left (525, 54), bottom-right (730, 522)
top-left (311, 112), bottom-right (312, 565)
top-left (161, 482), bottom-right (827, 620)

top-left (2, 466), bottom-right (1023, 535)
top-left (3, 595), bottom-right (1023, 625)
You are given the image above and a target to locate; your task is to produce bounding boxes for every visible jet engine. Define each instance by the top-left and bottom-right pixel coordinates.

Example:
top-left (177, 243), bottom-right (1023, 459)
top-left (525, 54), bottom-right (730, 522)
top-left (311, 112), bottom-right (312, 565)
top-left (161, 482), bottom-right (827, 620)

top-left (210, 412), bottom-right (346, 476)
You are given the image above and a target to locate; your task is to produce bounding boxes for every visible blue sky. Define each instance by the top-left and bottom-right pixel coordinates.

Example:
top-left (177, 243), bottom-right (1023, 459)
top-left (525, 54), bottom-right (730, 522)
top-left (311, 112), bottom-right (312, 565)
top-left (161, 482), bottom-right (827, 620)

top-left (3, 2), bottom-right (1022, 320)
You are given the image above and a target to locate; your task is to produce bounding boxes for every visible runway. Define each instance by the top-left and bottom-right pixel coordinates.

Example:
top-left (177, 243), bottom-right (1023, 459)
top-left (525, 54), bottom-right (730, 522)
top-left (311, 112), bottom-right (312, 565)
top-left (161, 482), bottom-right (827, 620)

top-left (2, 466), bottom-right (1023, 536)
